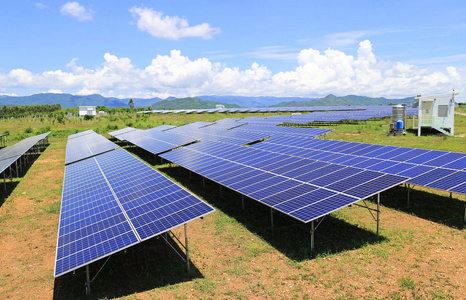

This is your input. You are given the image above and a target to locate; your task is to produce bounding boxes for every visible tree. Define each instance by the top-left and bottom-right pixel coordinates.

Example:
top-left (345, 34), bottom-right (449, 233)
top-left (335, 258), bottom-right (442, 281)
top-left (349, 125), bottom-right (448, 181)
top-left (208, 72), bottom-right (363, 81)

top-left (128, 98), bottom-right (134, 109)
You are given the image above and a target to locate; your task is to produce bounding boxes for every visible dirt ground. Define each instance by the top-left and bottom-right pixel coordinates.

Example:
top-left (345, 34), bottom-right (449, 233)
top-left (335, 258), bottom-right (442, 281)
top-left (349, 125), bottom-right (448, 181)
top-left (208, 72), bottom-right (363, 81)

top-left (0, 137), bottom-right (465, 299)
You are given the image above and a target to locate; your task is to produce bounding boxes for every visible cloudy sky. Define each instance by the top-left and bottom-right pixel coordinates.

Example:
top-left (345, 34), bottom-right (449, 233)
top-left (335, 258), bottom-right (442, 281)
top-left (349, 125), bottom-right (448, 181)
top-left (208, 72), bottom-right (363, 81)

top-left (1, 1), bottom-right (465, 100)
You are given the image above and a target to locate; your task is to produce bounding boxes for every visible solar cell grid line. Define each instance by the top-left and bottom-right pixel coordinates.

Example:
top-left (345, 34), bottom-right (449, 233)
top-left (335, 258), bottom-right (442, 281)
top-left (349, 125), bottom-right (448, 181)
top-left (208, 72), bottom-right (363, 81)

top-left (422, 152), bottom-right (466, 167)
top-left (260, 183), bottom-right (318, 206)
top-left (108, 127), bottom-right (137, 137)
top-left (344, 174), bottom-right (409, 199)
top-left (443, 157), bottom-right (466, 170)
top-left (236, 175), bottom-right (286, 196)
top-left (351, 145), bottom-right (384, 156)
top-left (351, 158), bottom-right (384, 169)
top-left (365, 160), bottom-right (401, 172)
top-left (68, 129), bottom-right (95, 140)
top-left (215, 167), bottom-right (263, 186)
top-left (211, 166), bottom-right (254, 183)
top-left (337, 142), bottom-right (372, 154)
top-left (274, 188), bottom-right (336, 214)
top-left (405, 150), bottom-right (448, 165)
top-left (234, 151), bottom-right (278, 165)
top-left (317, 140), bottom-right (347, 151)
top-left (378, 162), bottom-right (417, 175)
top-left (375, 147), bottom-right (417, 160)
top-left (289, 193), bottom-right (359, 223)
top-left (388, 148), bottom-right (431, 162)
top-left (293, 163), bottom-right (344, 183)
top-left (307, 166), bottom-right (363, 187)
top-left (407, 168), bottom-right (457, 186)
top-left (450, 182), bottom-right (466, 194)
top-left (246, 179), bottom-right (303, 200)
top-left (324, 141), bottom-right (360, 154)
top-left (424, 171), bottom-right (466, 191)
top-left (397, 165), bottom-right (435, 178)
top-left (259, 156), bottom-right (301, 172)
top-left (362, 145), bottom-right (400, 158)
top-left (325, 170), bottom-right (384, 193)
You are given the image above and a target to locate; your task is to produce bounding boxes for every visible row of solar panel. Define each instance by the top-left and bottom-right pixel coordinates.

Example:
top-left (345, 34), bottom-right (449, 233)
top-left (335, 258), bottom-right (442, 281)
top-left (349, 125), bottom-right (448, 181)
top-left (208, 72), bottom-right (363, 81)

top-left (160, 140), bottom-right (407, 224)
top-left (56, 148), bottom-right (215, 277)
top-left (0, 132), bottom-right (50, 173)
top-left (65, 130), bottom-right (118, 165)
top-left (248, 137), bottom-right (466, 194)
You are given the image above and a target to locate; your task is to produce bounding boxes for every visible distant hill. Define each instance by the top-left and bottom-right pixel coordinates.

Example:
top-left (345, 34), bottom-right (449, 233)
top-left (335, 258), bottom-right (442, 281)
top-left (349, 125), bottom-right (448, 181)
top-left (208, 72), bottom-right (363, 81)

top-left (272, 94), bottom-right (415, 107)
top-left (198, 95), bottom-right (319, 107)
top-left (149, 97), bottom-right (242, 110)
top-left (0, 93), bottom-right (166, 109)
top-left (0, 93), bottom-right (416, 109)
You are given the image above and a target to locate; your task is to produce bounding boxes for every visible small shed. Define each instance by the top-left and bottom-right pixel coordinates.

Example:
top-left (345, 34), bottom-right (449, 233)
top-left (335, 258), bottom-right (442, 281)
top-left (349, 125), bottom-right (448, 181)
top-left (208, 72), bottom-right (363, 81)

top-left (78, 106), bottom-right (97, 117)
top-left (415, 92), bottom-right (458, 136)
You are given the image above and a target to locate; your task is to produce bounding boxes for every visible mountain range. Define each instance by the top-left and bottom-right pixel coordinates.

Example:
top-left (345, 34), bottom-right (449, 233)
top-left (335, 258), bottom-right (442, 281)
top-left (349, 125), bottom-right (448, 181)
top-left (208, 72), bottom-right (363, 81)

top-left (0, 93), bottom-right (415, 109)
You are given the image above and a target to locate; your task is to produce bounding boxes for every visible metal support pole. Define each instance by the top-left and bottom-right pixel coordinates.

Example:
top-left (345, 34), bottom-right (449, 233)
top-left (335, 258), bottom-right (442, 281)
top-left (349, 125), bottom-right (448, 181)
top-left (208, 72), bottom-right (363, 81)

top-left (377, 193), bottom-right (380, 241)
top-left (189, 171), bottom-right (192, 180)
top-left (202, 177), bottom-right (205, 189)
top-left (3, 172), bottom-right (5, 190)
top-left (464, 200), bottom-right (466, 228)
top-left (450, 192), bottom-right (452, 200)
top-left (270, 208), bottom-right (274, 228)
top-left (85, 265), bottom-right (91, 295)
top-left (310, 221), bottom-right (315, 251)
top-left (407, 184), bottom-right (410, 208)
top-left (241, 195), bottom-right (244, 211)
top-left (219, 186), bottom-right (223, 198)
top-left (184, 224), bottom-right (190, 273)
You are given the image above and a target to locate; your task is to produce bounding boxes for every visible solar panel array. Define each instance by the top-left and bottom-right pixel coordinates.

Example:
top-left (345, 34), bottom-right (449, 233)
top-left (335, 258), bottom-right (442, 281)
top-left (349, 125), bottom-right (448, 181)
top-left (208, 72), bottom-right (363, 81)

top-left (108, 127), bottom-right (138, 137)
top-left (140, 105), bottom-right (418, 124)
top-left (55, 148), bottom-right (215, 277)
top-left (0, 132), bottom-right (50, 173)
top-left (123, 130), bottom-right (199, 155)
top-left (160, 141), bottom-right (408, 223)
top-left (65, 130), bottom-right (118, 165)
top-left (248, 137), bottom-right (466, 195)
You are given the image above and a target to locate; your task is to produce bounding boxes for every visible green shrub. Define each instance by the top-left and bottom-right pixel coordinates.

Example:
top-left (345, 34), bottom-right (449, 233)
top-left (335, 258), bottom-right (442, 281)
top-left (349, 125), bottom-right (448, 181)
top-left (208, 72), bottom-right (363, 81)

top-left (24, 127), bottom-right (33, 133)
top-left (84, 115), bottom-right (94, 120)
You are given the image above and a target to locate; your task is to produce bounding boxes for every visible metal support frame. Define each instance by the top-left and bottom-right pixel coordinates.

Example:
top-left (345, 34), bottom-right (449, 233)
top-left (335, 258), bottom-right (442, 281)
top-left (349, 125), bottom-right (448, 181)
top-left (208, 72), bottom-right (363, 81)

top-left (83, 225), bottom-right (192, 295)
top-left (352, 193), bottom-right (381, 240)
top-left (85, 255), bottom-right (112, 296)
top-left (309, 216), bottom-right (326, 251)
top-left (270, 208), bottom-right (274, 228)
top-left (161, 225), bottom-right (191, 273)
top-left (407, 183), bottom-right (411, 207)
top-left (241, 195), bottom-right (244, 211)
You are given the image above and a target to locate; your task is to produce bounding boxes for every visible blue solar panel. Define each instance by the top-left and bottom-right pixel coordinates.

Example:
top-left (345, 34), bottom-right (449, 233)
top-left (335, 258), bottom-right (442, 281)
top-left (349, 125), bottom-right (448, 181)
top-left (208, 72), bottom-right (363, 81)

top-left (65, 131), bottom-right (118, 165)
top-left (408, 168), bottom-right (457, 186)
top-left (424, 171), bottom-right (466, 191)
top-left (55, 148), bottom-right (215, 277)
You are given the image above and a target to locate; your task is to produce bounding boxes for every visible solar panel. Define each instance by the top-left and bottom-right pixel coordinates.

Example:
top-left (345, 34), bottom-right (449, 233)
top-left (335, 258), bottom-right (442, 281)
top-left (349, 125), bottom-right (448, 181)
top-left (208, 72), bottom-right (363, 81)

top-left (55, 148), bottom-right (215, 277)
top-left (161, 141), bottom-right (408, 224)
top-left (108, 127), bottom-right (137, 137)
top-left (65, 132), bottom-right (118, 165)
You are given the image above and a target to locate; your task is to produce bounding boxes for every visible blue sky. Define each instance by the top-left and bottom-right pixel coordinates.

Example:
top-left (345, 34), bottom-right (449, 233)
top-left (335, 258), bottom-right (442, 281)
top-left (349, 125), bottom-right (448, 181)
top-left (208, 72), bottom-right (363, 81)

top-left (0, 1), bottom-right (465, 100)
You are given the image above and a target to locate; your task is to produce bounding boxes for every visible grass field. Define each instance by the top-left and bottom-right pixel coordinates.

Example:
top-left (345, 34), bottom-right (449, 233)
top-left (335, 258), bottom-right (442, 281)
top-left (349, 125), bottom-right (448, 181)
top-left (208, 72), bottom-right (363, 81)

top-left (0, 111), bottom-right (465, 299)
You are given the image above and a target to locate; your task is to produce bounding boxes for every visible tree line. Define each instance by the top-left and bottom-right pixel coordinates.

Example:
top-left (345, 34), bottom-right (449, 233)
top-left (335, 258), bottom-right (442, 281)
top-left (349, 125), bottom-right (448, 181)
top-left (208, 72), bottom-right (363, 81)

top-left (1, 104), bottom-right (62, 117)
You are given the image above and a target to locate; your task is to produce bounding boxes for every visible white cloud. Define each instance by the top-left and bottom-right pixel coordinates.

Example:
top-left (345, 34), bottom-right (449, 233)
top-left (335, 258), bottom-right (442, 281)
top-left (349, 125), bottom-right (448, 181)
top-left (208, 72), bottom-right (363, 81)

top-left (48, 89), bottom-right (63, 94)
top-left (0, 40), bottom-right (463, 99)
top-left (35, 3), bottom-right (48, 9)
top-left (60, 2), bottom-right (93, 22)
top-left (129, 7), bottom-right (220, 40)
top-left (77, 87), bottom-right (99, 95)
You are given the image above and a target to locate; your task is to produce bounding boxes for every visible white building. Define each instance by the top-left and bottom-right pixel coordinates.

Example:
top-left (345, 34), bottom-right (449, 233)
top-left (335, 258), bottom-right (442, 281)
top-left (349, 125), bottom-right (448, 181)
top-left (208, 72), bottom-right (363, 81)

top-left (415, 92), bottom-right (459, 136)
top-left (78, 106), bottom-right (97, 117)
top-left (216, 104), bottom-right (225, 109)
